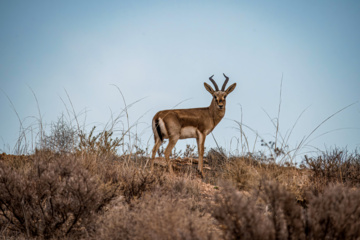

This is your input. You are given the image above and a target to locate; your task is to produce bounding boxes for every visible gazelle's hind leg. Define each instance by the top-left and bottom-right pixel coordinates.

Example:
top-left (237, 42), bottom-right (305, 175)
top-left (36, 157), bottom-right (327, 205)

top-left (151, 137), bottom-right (162, 171)
top-left (164, 136), bottom-right (179, 174)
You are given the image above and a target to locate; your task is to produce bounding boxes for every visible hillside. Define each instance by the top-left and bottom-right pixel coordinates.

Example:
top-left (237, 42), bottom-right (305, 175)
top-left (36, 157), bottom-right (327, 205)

top-left (1, 147), bottom-right (360, 239)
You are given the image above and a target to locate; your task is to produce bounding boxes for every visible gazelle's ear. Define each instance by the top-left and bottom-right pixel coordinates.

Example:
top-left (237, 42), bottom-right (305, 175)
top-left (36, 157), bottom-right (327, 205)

top-left (204, 82), bottom-right (215, 95)
top-left (225, 83), bottom-right (236, 95)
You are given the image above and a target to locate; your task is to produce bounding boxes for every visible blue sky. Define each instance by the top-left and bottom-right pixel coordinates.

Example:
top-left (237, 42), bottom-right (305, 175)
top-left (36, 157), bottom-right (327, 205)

top-left (1, 1), bottom-right (359, 158)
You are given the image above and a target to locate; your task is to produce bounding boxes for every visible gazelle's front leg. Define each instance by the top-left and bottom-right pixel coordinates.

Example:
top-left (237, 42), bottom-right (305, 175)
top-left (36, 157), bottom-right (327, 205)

top-left (196, 132), bottom-right (206, 174)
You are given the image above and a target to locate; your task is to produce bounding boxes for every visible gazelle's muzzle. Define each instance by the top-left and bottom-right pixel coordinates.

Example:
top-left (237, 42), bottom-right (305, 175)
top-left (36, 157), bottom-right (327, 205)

top-left (216, 100), bottom-right (225, 109)
top-left (215, 97), bottom-right (225, 110)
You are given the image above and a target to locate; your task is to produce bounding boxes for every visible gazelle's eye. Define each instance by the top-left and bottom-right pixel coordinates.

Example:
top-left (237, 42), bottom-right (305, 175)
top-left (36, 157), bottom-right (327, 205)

top-left (224, 95), bottom-right (227, 99)
top-left (214, 96), bottom-right (217, 100)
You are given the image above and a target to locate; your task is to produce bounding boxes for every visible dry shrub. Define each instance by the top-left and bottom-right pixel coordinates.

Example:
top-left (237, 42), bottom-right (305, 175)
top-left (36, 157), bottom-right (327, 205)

top-left (75, 153), bottom-right (160, 205)
top-left (118, 167), bottom-right (157, 204)
top-left (264, 165), bottom-right (310, 204)
top-left (304, 149), bottom-right (360, 191)
top-left (220, 155), bottom-right (310, 202)
top-left (0, 153), bottom-right (32, 170)
top-left (40, 115), bottom-right (79, 154)
top-left (260, 180), bottom-right (306, 240)
top-left (0, 153), bottom-right (117, 239)
top-left (2, 145), bottom-right (360, 240)
top-left (259, 181), bottom-right (360, 240)
top-left (95, 168), bottom-right (212, 239)
top-left (77, 126), bottom-right (123, 157)
top-left (97, 193), bottom-right (217, 240)
top-left (206, 148), bottom-right (227, 170)
top-left (212, 181), bottom-right (307, 240)
top-left (212, 180), bottom-right (360, 240)
top-left (212, 184), bottom-right (272, 240)
top-left (307, 184), bottom-right (360, 239)
top-left (169, 177), bottom-right (202, 200)
top-left (222, 156), bottom-right (260, 191)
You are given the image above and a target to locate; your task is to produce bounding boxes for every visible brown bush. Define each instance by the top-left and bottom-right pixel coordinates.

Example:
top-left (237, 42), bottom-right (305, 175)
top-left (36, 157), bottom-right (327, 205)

top-left (77, 126), bottom-right (123, 157)
top-left (2, 146), bottom-right (360, 240)
top-left (219, 154), bottom-right (310, 203)
top-left (212, 184), bottom-right (272, 240)
top-left (222, 156), bottom-right (260, 191)
top-left (97, 191), bottom-right (217, 240)
top-left (212, 181), bottom-right (360, 240)
top-left (0, 154), bottom-right (117, 239)
top-left (118, 168), bottom-right (157, 204)
top-left (307, 184), bottom-right (360, 239)
top-left (260, 180), bottom-right (306, 240)
top-left (0, 152), bottom-right (31, 170)
top-left (304, 149), bottom-right (360, 191)
top-left (258, 181), bottom-right (360, 240)
top-left (206, 147), bottom-right (227, 170)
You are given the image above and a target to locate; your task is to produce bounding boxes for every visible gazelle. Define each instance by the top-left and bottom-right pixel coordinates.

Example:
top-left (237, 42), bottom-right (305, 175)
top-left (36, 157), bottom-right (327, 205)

top-left (151, 74), bottom-right (236, 174)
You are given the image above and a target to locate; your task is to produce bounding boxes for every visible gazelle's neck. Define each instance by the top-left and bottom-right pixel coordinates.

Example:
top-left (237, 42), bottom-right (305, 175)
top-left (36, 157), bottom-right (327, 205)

top-left (209, 99), bottom-right (225, 125)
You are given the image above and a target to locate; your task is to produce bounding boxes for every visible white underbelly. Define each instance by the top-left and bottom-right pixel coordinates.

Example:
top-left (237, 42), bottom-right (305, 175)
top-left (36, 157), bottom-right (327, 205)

top-left (180, 126), bottom-right (197, 139)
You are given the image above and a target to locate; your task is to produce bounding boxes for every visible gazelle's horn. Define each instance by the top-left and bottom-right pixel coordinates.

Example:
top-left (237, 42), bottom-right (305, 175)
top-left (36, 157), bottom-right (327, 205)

top-left (221, 73), bottom-right (229, 91)
top-left (209, 75), bottom-right (219, 91)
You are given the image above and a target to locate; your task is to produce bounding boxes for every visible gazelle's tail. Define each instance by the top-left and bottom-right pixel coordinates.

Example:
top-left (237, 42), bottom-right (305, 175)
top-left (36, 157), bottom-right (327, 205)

top-left (154, 118), bottom-right (163, 142)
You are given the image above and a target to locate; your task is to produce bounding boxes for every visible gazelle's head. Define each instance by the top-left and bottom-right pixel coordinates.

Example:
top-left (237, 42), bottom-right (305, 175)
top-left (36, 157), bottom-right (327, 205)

top-left (204, 74), bottom-right (236, 110)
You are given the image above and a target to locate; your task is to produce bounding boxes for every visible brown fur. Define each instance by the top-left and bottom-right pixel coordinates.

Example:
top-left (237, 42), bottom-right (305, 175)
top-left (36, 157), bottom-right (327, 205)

top-left (151, 75), bottom-right (236, 174)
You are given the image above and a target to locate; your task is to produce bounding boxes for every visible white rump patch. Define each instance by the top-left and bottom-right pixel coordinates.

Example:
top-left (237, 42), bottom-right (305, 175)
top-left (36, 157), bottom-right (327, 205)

top-left (157, 118), bottom-right (169, 139)
top-left (153, 118), bottom-right (169, 139)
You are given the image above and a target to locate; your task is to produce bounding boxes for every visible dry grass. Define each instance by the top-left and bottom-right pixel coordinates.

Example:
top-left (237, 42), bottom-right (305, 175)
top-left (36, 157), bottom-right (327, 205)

top-left (1, 146), bottom-right (360, 239)
top-left (1, 90), bottom-right (359, 239)
top-left (303, 149), bottom-right (360, 192)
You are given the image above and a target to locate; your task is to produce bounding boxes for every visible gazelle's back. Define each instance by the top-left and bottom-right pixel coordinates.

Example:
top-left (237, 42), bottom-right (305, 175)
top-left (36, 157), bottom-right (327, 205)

top-left (153, 107), bottom-right (213, 140)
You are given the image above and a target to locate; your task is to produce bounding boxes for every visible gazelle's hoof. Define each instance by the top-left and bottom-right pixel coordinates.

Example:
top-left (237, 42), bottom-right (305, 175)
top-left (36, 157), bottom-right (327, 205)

top-left (196, 168), bottom-right (204, 178)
